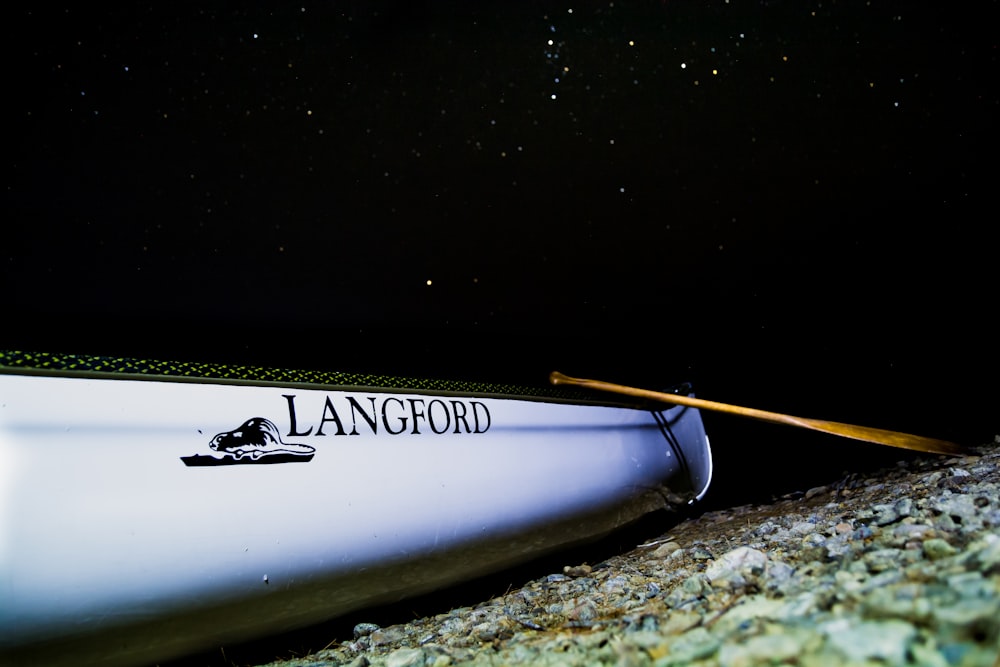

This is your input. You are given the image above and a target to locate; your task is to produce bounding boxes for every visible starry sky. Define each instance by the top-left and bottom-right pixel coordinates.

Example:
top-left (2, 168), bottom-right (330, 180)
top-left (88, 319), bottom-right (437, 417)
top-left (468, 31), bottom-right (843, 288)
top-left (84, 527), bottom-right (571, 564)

top-left (4, 2), bottom-right (997, 505)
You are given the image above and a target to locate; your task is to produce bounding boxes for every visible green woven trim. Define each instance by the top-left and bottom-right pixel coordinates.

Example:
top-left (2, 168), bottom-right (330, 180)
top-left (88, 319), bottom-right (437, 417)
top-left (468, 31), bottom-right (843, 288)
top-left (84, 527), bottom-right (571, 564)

top-left (0, 350), bottom-right (593, 400)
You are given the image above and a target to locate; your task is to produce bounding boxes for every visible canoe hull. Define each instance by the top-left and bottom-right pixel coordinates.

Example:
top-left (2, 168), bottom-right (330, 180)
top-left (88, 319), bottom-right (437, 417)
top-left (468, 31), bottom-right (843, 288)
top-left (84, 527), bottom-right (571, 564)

top-left (0, 367), bottom-right (711, 666)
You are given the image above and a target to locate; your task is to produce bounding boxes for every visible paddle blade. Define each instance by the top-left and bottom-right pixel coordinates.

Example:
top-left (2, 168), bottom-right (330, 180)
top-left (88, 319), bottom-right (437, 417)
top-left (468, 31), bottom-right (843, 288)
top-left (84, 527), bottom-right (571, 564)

top-left (788, 418), bottom-right (967, 455)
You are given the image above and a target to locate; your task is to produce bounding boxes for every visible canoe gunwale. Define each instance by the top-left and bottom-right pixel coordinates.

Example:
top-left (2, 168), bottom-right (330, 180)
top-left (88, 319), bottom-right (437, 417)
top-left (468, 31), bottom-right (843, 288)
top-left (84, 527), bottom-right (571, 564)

top-left (0, 349), bottom-right (688, 410)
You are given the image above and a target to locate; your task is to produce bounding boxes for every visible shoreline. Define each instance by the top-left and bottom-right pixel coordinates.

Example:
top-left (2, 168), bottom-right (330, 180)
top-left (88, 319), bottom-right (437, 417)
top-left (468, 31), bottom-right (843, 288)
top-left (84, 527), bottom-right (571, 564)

top-left (251, 440), bottom-right (1000, 667)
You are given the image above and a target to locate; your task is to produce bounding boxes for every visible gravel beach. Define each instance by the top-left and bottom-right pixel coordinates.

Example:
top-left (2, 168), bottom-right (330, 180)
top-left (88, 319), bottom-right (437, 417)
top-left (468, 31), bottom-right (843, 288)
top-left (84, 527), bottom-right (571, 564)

top-left (251, 440), bottom-right (1000, 667)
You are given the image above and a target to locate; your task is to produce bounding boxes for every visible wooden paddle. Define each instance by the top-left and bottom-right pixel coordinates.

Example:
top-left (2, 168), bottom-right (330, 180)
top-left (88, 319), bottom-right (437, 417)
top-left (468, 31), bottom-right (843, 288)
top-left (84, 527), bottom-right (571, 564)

top-left (550, 371), bottom-right (966, 455)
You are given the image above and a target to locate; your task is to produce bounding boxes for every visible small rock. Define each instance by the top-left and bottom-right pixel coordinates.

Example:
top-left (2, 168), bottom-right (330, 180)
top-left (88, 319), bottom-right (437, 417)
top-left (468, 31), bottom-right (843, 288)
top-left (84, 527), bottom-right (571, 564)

top-left (566, 599), bottom-right (598, 622)
top-left (652, 540), bottom-right (682, 558)
top-left (922, 537), bottom-right (958, 560)
top-left (964, 533), bottom-right (1000, 574)
top-left (603, 575), bottom-right (629, 594)
top-left (667, 573), bottom-right (711, 606)
top-left (717, 626), bottom-right (818, 666)
top-left (472, 621), bottom-right (499, 641)
top-left (864, 548), bottom-right (903, 573)
top-left (824, 619), bottom-right (917, 664)
top-left (799, 533), bottom-right (828, 562)
top-left (853, 524), bottom-right (875, 540)
top-left (690, 546), bottom-right (714, 560)
top-left (370, 626), bottom-right (406, 647)
top-left (706, 546), bottom-right (767, 589)
top-left (923, 471), bottom-right (945, 486)
top-left (805, 485), bottom-right (830, 500)
top-left (384, 647), bottom-right (425, 667)
top-left (563, 563), bottom-right (592, 577)
top-left (873, 503), bottom-right (901, 526)
top-left (822, 534), bottom-right (853, 560)
top-left (790, 521), bottom-right (817, 535)
top-left (752, 521), bottom-right (779, 537)
top-left (353, 622), bottom-right (380, 639)
top-left (894, 497), bottom-right (914, 519)
top-left (655, 626), bottom-right (720, 665)
top-left (891, 523), bottom-right (934, 541)
top-left (659, 610), bottom-right (701, 635)
top-left (711, 596), bottom-right (788, 634)
top-left (763, 560), bottom-right (794, 591)
top-left (931, 493), bottom-right (984, 530)
top-left (861, 583), bottom-right (934, 623)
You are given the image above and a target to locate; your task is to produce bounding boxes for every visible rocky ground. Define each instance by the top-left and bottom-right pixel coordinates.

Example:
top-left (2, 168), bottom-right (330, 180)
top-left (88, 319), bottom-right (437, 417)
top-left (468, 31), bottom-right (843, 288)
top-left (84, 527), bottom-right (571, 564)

top-left (254, 441), bottom-right (1000, 667)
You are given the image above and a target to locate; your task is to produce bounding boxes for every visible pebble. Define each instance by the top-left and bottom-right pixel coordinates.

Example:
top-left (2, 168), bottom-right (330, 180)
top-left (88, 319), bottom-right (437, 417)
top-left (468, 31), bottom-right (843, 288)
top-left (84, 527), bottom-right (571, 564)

top-left (966, 533), bottom-right (1000, 574)
top-left (923, 537), bottom-right (958, 560)
top-left (717, 625), bottom-right (817, 667)
top-left (369, 627), bottom-right (405, 647)
top-left (824, 619), bottom-right (917, 663)
top-left (705, 546), bottom-right (767, 589)
top-left (690, 546), bottom-right (714, 560)
top-left (563, 563), bottom-right (592, 577)
top-left (651, 540), bottom-right (682, 558)
top-left (353, 623), bottom-right (380, 639)
top-left (383, 647), bottom-right (424, 667)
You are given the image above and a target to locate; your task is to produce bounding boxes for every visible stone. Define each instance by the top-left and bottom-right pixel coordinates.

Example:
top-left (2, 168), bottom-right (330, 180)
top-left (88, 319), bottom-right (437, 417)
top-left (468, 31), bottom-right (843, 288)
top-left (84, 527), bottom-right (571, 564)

top-left (651, 540), bottom-right (682, 558)
top-left (705, 547), bottom-right (767, 589)
top-left (922, 537), bottom-right (958, 560)
top-left (717, 627), bottom-right (819, 667)
top-left (824, 619), bottom-right (917, 663)
top-left (353, 623), bottom-right (380, 639)
top-left (384, 647), bottom-right (425, 667)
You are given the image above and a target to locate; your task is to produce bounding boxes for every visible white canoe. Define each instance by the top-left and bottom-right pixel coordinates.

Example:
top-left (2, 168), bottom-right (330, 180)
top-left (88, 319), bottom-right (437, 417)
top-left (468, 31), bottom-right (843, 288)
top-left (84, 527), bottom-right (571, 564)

top-left (0, 351), bottom-right (712, 666)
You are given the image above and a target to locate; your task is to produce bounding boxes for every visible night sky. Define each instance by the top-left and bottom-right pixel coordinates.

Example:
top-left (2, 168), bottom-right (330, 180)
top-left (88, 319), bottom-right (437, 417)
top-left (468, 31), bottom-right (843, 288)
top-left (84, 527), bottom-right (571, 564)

top-left (5, 3), bottom-right (997, 508)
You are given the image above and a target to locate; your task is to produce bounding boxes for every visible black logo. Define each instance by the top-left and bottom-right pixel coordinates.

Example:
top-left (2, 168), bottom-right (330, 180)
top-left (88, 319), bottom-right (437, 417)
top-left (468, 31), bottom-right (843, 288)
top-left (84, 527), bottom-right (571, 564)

top-left (181, 418), bottom-right (315, 466)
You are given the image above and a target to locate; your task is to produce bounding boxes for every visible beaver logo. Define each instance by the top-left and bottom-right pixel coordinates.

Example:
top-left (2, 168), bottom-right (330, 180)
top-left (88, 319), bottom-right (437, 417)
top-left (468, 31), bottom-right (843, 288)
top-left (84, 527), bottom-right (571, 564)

top-left (181, 417), bottom-right (315, 466)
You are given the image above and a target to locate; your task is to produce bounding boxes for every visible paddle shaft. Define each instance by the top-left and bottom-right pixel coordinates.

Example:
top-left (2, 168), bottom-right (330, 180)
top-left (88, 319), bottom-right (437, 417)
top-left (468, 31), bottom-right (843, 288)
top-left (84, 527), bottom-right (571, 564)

top-left (550, 371), bottom-right (966, 456)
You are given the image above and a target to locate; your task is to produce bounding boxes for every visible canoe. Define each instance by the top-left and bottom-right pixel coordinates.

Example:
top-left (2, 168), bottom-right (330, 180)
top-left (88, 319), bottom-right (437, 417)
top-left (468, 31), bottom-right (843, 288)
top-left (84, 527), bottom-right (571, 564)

top-left (0, 350), bottom-right (712, 666)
